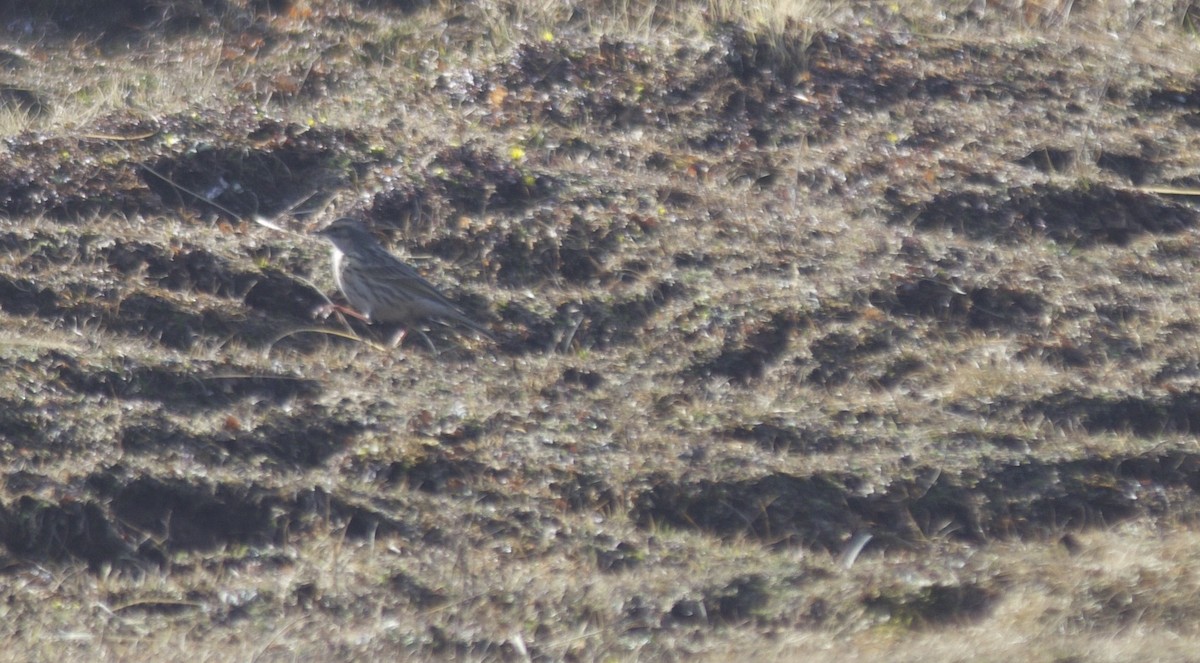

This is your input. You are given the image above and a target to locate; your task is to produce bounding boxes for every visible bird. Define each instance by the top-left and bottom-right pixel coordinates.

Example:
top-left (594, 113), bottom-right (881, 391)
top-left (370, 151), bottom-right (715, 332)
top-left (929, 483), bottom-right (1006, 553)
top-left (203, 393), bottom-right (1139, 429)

top-left (314, 217), bottom-right (493, 348)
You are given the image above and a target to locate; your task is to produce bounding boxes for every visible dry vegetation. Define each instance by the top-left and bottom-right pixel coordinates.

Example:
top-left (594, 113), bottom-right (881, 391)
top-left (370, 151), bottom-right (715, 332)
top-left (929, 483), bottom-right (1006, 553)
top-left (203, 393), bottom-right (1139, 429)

top-left (5, 0), bottom-right (1200, 660)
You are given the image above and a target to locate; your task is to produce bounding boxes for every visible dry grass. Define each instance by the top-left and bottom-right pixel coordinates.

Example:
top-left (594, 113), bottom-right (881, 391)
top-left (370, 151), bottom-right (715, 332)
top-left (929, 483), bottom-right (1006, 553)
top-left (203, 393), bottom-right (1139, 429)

top-left (4, 0), bottom-right (1200, 660)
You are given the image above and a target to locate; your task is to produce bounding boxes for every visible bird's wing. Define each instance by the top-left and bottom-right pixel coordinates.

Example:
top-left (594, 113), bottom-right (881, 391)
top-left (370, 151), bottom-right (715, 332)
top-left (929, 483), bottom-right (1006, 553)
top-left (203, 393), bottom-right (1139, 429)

top-left (361, 252), bottom-right (493, 338)
top-left (363, 256), bottom-right (464, 310)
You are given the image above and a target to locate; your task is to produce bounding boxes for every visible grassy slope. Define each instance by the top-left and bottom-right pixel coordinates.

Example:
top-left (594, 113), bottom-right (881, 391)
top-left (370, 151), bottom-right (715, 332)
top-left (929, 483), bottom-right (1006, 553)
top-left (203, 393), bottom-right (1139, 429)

top-left (4, 0), bottom-right (1200, 660)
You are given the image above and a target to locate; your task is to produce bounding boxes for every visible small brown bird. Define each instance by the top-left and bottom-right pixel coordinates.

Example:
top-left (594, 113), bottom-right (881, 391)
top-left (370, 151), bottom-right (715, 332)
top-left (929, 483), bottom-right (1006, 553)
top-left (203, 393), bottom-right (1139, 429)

top-left (315, 217), bottom-right (493, 347)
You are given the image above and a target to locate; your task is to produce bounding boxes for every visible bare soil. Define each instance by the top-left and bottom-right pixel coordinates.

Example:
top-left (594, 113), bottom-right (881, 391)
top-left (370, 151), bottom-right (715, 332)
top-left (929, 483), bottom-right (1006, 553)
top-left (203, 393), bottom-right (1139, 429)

top-left (4, 1), bottom-right (1200, 660)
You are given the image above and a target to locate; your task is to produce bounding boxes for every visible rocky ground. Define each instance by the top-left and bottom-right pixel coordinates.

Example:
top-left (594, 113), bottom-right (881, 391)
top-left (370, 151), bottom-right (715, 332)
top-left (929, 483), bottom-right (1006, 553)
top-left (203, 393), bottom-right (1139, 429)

top-left (4, 0), bottom-right (1200, 660)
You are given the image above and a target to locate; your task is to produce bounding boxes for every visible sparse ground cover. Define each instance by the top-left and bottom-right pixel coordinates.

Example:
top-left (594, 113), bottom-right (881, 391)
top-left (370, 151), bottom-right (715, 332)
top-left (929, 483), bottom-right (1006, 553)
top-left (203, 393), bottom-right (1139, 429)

top-left (4, 0), bottom-right (1200, 660)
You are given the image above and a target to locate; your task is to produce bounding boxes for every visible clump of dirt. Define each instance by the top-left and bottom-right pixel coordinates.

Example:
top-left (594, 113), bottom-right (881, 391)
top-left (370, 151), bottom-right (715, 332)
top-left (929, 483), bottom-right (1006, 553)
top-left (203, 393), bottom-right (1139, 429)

top-left (144, 119), bottom-right (366, 221)
top-left (632, 451), bottom-right (1200, 550)
top-left (902, 183), bottom-right (1196, 245)
top-left (692, 310), bottom-right (801, 383)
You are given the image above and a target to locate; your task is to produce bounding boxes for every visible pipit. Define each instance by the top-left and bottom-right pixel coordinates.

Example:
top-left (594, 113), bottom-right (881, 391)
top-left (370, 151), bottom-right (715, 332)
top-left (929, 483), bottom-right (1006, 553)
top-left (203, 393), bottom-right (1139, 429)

top-left (315, 217), bottom-right (493, 348)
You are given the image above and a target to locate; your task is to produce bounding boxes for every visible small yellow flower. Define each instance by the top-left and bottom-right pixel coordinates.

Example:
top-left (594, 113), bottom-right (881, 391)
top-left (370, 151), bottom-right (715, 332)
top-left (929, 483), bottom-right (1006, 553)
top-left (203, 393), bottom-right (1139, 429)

top-left (509, 146), bottom-right (526, 161)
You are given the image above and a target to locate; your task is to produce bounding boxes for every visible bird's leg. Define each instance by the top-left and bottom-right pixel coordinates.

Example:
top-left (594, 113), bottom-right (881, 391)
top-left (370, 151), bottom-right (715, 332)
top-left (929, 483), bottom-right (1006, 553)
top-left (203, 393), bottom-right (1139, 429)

top-left (386, 327), bottom-right (408, 348)
top-left (385, 328), bottom-right (438, 354)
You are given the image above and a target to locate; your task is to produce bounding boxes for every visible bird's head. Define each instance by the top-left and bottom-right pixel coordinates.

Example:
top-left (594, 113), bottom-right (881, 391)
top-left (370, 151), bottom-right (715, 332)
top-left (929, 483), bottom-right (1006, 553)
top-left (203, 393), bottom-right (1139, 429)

top-left (316, 218), bottom-right (377, 254)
